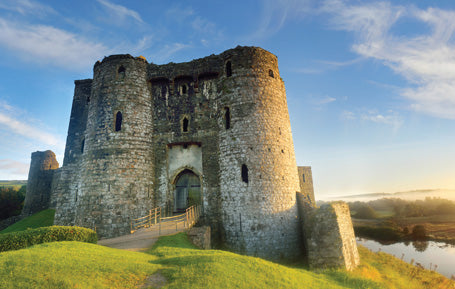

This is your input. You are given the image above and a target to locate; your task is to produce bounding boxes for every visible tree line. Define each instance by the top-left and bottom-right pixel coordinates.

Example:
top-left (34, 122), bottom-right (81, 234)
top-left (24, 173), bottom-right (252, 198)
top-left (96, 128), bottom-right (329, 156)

top-left (350, 197), bottom-right (455, 219)
top-left (0, 185), bottom-right (26, 220)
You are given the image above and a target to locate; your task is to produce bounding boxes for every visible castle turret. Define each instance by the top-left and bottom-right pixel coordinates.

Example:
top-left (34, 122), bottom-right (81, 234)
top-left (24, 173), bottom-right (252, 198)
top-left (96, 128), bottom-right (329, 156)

top-left (218, 47), bottom-right (303, 260)
top-left (22, 150), bottom-right (59, 216)
top-left (63, 79), bottom-right (92, 166)
top-left (77, 55), bottom-right (154, 237)
top-left (51, 79), bottom-right (91, 224)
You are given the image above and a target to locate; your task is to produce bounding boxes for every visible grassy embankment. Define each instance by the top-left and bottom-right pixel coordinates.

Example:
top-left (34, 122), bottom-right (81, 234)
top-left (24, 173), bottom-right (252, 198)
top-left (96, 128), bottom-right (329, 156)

top-left (0, 209), bottom-right (55, 234)
top-left (0, 220), bottom-right (453, 287)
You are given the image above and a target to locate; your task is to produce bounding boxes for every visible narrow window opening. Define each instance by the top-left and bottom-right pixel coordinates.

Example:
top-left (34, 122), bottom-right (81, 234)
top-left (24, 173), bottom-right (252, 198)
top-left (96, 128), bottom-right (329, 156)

top-left (115, 111), bottom-right (123, 132)
top-left (181, 84), bottom-right (187, 94)
top-left (118, 66), bottom-right (126, 78)
top-left (182, 117), bottom-right (189, 132)
top-left (81, 138), bottom-right (85, 154)
top-left (269, 69), bottom-right (274, 78)
top-left (225, 107), bottom-right (231, 129)
top-left (241, 164), bottom-right (249, 183)
top-left (87, 96), bottom-right (90, 103)
top-left (302, 174), bottom-right (306, 183)
top-left (226, 61), bottom-right (232, 77)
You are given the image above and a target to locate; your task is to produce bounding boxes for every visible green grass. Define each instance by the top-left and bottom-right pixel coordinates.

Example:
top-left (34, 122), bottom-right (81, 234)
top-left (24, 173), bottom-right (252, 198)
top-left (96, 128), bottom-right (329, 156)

top-left (0, 231), bottom-right (453, 288)
top-left (0, 241), bottom-right (160, 288)
top-left (0, 209), bottom-right (55, 234)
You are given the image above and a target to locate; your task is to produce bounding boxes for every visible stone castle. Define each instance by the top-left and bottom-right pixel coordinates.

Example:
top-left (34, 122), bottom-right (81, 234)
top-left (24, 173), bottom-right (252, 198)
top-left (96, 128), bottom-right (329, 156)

top-left (22, 46), bottom-right (359, 269)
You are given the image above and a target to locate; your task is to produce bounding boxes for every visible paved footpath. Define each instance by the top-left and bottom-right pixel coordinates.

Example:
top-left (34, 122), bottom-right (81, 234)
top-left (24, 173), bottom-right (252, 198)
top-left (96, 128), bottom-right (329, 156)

top-left (98, 222), bottom-right (187, 252)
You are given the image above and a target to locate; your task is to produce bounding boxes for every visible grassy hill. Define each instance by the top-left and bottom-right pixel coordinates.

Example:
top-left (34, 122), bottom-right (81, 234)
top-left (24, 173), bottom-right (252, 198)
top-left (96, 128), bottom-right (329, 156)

top-left (0, 232), bottom-right (453, 289)
top-left (0, 209), bottom-right (55, 234)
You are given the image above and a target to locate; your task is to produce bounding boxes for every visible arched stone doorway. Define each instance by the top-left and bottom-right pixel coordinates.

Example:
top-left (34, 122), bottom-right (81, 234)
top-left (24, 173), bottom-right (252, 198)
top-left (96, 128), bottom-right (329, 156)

top-left (174, 169), bottom-right (201, 213)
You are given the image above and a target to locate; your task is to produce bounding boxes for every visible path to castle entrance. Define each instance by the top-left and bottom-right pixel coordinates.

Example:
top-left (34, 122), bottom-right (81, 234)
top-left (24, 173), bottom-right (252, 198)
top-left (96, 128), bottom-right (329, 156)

top-left (98, 219), bottom-right (187, 251)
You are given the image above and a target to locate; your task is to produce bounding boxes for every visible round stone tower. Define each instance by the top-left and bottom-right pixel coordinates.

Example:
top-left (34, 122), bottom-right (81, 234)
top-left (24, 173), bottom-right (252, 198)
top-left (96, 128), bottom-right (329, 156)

top-left (218, 47), bottom-right (302, 260)
top-left (22, 150), bottom-right (59, 216)
top-left (77, 55), bottom-right (154, 238)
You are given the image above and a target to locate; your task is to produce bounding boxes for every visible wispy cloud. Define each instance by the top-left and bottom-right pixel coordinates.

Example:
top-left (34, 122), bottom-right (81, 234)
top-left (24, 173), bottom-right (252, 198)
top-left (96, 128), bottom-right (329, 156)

top-left (0, 17), bottom-right (109, 70)
top-left (322, 0), bottom-right (455, 119)
top-left (0, 100), bottom-right (64, 148)
top-left (150, 43), bottom-right (191, 63)
top-left (164, 5), bottom-right (223, 46)
top-left (250, 0), bottom-right (313, 40)
top-left (296, 57), bottom-right (365, 74)
top-left (0, 159), bottom-right (29, 176)
top-left (0, 0), bottom-right (56, 17)
top-left (314, 95), bottom-right (336, 105)
top-left (342, 109), bottom-right (403, 130)
top-left (97, 0), bottom-right (143, 24)
top-left (0, 113), bottom-right (63, 147)
top-left (307, 94), bottom-right (337, 110)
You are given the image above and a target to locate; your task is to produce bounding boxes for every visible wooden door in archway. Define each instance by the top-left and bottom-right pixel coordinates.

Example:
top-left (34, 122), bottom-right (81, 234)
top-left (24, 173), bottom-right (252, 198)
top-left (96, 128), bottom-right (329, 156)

top-left (174, 170), bottom-right (200, 213)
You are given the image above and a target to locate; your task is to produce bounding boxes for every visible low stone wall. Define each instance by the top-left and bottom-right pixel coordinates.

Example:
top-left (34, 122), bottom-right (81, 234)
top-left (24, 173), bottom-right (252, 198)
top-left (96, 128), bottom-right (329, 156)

top-left (188, 226), bottom-right (211, 249)
top-left (0, 215), bottom-right (23, 231)
top-left (297, 193), bottom-right (359, 271)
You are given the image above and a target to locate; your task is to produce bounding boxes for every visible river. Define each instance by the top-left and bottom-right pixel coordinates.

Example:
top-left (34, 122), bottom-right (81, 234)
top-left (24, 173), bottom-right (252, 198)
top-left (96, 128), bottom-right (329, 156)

top-left (357, 238), bottom-right (455, 279)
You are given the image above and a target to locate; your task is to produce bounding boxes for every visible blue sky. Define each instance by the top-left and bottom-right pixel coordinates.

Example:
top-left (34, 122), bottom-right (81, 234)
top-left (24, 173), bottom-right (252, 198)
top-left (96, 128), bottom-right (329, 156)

top-left (0, 0), bottom-right (454, 199)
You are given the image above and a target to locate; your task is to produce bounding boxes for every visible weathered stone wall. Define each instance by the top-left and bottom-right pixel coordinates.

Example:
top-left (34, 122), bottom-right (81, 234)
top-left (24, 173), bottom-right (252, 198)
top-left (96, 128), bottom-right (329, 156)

top-left (218, 47), bottom-right (302, 261)
top-left (148, 56), bottom-right (222, 242)
top-left (22, 150), bottom-right (59, 216)
top-left (298, 199), bottom-right (360, 271)
top-left (75, 55), bottom-right (154, 238)
top-left (52, 79), bottom-right (92, 225)
top-left (188, 226), bottom-right (211, 249)
top-left (0, 215), bottom-right (23, 231)
top-left (298, 166), bottom-right (315, 205)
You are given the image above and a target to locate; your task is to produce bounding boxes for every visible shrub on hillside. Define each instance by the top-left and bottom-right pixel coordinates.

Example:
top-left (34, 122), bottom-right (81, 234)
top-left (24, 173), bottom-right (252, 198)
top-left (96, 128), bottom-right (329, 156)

top-left (0, 226), bottom-right (97, 252)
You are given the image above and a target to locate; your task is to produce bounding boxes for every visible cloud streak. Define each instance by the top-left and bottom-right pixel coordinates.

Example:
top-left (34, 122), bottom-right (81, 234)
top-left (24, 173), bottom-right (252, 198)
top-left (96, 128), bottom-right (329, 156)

top-left (0, 100), bottom-right (64, 149)
top-left (322, 0), bottom-right (455, 119)
top-left (0, 0), bottom-right (56, 16)
top-left (342, 109), bottom-right (403, 130)
top-left (0, 112), bottom-right (63, 147)
top-left (251, 0), bottom-right (313, 40)
top-left (97, 0), bottom-right (143, 24)
top-left (0, 159), bottom-right (29, 176)
top-left (0, 17), bottom-right (109, 71)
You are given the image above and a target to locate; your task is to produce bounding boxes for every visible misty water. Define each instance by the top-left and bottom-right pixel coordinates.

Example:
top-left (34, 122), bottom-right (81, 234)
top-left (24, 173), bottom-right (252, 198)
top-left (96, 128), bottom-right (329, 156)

top-left (357, 238), bottom-right (455, 278)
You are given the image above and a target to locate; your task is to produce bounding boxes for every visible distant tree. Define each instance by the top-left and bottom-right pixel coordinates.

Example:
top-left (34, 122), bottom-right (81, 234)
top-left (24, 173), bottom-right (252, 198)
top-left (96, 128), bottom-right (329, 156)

top-left (354, 204), bottom-right (378, 219)
top-left (403, 203), bottom-right (424, 217)
top-left (411, 225), bottom-right (427, 240)
top-left (435, 202), bottom-right (455, 215)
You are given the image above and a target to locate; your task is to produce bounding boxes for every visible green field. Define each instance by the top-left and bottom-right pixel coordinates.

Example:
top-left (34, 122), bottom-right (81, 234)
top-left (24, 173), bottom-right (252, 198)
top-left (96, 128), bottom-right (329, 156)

top-left (0, 231), bottom-right (452, 288)
top-left (0, 180), bottom-right (27, 190)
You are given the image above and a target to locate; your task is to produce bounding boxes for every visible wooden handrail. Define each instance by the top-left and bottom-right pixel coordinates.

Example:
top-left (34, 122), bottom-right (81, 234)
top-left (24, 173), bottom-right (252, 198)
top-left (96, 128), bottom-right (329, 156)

top-left (130, 205), bottom-right (201, 234)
